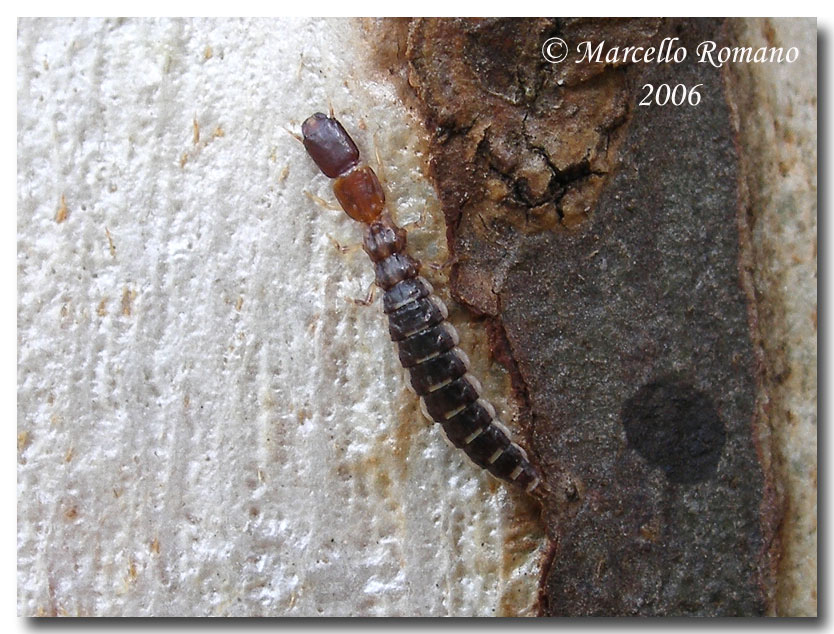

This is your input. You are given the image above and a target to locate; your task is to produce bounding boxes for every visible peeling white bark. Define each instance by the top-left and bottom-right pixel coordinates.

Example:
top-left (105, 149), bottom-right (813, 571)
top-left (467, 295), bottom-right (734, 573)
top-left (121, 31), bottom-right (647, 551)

top-left (17, 18), bottom-right (544, 617)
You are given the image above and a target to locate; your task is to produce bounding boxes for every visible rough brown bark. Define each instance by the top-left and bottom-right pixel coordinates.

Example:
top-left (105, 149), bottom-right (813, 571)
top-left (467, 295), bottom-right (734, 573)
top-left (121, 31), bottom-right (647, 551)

top-left (371, 17), bottom-right (782, 616)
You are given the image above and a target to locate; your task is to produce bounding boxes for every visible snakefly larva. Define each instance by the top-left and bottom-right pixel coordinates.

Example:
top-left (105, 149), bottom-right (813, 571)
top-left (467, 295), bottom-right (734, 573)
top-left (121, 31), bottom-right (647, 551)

top-left (301, 112), bottom-right (542, 495)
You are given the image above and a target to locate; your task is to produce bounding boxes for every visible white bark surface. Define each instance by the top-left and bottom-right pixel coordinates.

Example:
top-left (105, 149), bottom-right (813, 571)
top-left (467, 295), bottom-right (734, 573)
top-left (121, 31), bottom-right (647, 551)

top-left (17, 18), bottom-right (544, 616)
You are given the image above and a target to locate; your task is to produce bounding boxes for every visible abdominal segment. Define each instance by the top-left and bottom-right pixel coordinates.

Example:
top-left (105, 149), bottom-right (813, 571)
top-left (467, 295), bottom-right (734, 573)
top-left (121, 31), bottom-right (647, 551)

top-left (379, 257), bottom-right (541, 494)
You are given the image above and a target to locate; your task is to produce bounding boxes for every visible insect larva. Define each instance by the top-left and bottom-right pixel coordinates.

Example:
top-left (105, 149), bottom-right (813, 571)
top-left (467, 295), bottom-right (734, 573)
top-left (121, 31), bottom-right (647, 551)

top-left (301, 112), bottom-right (542, 495)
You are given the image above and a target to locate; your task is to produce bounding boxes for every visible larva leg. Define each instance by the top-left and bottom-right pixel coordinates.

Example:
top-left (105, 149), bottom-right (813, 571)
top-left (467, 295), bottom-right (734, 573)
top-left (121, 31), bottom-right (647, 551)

top-left (350, 281), bottom-right (377, 307)
top-left (326, 233), bottom-right (364, 254)
top-left (427, 252), bottom-right (458, 272)
top-left (372, 137), bottom-right (386, 186)
top-left (402, 206), bottom-right (430, 233)
top-left (304, 190), bottom-right (343, 212)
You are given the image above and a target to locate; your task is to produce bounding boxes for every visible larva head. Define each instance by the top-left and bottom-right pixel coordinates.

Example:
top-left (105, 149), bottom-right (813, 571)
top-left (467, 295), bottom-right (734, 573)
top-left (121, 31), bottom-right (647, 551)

top-left (302, 112), bottom-right (385, 224)
top-left (301, 113), bottom-right (359, 178)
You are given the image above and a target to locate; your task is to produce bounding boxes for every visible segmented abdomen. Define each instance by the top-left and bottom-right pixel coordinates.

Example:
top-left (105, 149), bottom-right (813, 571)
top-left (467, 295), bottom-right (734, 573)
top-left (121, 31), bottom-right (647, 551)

top-left (369, 222), bottom-right (541, 493)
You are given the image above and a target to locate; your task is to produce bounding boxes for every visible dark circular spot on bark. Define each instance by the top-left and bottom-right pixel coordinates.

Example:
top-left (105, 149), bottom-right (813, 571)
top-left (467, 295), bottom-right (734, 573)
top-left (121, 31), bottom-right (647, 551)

top-left (621, 377), bottom-right (725, 484)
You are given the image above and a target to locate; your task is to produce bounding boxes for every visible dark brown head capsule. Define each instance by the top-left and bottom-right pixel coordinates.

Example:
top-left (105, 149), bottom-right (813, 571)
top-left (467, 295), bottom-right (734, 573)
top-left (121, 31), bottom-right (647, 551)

top-left (302, 112), bottom-right (360, 178)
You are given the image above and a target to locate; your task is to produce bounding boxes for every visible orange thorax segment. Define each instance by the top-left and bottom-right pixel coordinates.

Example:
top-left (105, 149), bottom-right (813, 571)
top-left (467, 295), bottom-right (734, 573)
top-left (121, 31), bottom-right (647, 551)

top-left (333, 165), bottom-right (385, 223)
